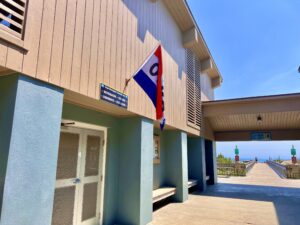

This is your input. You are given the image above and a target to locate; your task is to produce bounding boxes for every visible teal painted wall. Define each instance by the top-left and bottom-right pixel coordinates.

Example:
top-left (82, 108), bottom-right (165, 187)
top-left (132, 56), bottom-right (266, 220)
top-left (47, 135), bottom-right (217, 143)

top-left (62, 103), bottom-right (120, 225)
top-left (0, 76), bottom-right (18, 216)
top-left (188, 137), bottom-right (207, 191)
top-left (0, 75), bottom-right (64, 225)
top-left (63, 104), bottom-right (154, 225)
top-left (153, 130), bottom-right (190, 202)
top-left (153, 129), bottom-right (167, 190)
top-left (153, 160), bottom-right (164, 190)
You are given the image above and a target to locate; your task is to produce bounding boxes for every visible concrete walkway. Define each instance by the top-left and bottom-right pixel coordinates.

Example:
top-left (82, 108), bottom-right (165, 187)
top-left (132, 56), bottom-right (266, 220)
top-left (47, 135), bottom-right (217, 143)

top-left (152, 163), bottom-right (300, 225)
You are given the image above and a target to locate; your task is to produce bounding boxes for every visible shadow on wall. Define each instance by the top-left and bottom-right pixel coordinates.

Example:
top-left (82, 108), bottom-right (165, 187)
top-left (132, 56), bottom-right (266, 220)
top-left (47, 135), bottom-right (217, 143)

top-left (122, 0), bottom-right (186, 80)
top-left (196, 183), bottom-right (300, 225)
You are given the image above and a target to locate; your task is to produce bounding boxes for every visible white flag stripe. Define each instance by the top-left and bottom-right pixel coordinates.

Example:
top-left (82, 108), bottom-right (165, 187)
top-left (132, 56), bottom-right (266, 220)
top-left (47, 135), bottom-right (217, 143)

top-left (141, 54), bottom-right (158, 85)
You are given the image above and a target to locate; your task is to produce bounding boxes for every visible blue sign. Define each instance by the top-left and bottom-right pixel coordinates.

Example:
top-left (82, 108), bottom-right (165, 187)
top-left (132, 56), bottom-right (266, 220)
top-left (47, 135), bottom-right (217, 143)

top-left (251, 132), bottom-right (272, 141)
top-left (100, 84), bottom-right (128, 109)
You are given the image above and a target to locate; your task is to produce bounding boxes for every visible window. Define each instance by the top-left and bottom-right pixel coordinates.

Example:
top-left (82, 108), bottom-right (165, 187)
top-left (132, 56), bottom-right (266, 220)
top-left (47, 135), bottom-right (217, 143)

top-left (0, 0), bottom-right (28, 39)
top-left (153, 135), bottom-right (160, 164)
top-left (186, 49), bottom-right (202, 130)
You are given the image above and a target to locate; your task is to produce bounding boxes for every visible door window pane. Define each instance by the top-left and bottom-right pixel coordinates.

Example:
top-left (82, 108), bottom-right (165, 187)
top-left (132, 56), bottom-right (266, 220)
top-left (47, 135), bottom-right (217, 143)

top-left (52, 186), bottom-right (76, 225)
top-left (56, 132), bottom-right (79, 179)
top-left (82, 182), bottom-right (98, 221)
top-left (85, 135), bottom-right (100, 177)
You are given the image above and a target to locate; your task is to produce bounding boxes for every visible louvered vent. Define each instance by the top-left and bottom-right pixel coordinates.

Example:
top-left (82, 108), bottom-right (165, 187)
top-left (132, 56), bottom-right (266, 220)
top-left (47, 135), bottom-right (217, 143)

top-left (0, 0), bottom-right (28, 38)
top-left (186, 49), bottom-right (202, 130)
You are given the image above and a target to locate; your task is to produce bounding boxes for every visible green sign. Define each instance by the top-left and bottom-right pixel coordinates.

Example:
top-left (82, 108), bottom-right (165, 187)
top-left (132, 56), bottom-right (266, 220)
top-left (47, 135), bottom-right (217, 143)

top-left (234, 146), bottom-right (239, 155)
top-left (291, 145), bottom-right (296, 156)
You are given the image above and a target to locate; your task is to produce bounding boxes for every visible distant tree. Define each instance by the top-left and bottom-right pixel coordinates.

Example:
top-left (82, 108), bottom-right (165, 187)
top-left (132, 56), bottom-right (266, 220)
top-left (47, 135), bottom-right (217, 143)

top-left (217, 153), bottom-right (232, 164)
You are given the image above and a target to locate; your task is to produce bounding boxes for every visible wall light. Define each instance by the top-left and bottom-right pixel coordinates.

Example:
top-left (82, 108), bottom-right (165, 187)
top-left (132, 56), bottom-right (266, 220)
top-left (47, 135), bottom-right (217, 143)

top-left (257, 115), bottom-right (262, 123)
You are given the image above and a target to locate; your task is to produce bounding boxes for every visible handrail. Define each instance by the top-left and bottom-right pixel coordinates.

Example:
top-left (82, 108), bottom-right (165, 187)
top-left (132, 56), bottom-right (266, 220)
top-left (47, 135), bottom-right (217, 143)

top-left (266, 160), bottom-right (287, 178)
top-left (245, 161), bottom-right (255, 172)
top-left (267, 160), bottom-right (286, 170)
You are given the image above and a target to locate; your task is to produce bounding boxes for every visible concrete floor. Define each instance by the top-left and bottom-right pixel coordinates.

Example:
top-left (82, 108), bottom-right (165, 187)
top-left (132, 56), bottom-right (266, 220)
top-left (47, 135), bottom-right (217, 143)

top-left (152, 163), bottom-right (300, 225)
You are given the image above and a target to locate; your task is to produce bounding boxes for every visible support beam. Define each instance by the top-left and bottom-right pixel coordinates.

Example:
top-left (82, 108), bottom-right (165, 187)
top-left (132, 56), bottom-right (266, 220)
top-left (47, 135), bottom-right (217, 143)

top-left (164, 131), bottom-right (188, 202)
top-left (203, 93), bottom-right (300, 117)
top-left (215, 129), bottom-right (300, 141)
top-left (211, 77), bottom-right (222, 88)
top-left (117, 117), bottom-right (153, 225)
top-left (182, 27), bottom-right (198, 49)
top-left (0, 75), bottom-right (64, 225)
top-left (188, 137), bottom-right (207, 191)
top-left (200, 58), bottom-right (213, 73)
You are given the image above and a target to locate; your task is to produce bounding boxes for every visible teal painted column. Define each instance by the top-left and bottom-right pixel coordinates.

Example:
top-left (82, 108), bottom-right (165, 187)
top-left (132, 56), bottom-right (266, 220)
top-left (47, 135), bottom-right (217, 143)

top-left (117, 117), bottom-right (153, 225)
top-left (187, 137), bottom-right (207, 191)
top-left (205, 140), bottom-right (217, 185)
top-left (0, 75), bottom-right (64, 225)
top-left (164, 131), bottom-right (188, 202)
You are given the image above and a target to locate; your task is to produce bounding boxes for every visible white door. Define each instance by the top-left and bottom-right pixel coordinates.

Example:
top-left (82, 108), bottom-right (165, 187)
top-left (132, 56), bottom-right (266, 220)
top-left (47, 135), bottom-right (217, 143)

top-left (51, 127), bottom-right (105, 225)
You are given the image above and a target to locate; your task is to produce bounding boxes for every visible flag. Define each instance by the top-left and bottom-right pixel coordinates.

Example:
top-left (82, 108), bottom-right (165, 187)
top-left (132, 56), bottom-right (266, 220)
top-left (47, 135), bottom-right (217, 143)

top-left (133, 45), bottom-right (165, 130)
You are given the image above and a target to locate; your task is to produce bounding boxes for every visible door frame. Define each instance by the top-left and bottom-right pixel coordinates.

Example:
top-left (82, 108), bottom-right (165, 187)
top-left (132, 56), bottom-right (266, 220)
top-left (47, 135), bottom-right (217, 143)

top-left (61, 119), bottom-right (108, 225)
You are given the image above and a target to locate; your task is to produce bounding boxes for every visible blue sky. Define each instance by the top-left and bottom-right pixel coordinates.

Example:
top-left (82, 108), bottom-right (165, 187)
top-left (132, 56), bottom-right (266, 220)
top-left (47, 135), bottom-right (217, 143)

top-left (188, 0), bottom-right (300, 159)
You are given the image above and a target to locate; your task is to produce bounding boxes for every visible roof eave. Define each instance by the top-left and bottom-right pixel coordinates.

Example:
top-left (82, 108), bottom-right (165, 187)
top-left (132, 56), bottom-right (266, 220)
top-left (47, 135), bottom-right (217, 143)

top-left (163, 0), bottom-right (223, 88)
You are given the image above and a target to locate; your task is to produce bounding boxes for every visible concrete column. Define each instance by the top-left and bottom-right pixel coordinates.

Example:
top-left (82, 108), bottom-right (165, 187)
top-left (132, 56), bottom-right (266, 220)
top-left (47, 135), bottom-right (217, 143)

top-left (0, 75), bottom-right (64, 225)
top-left (205, 139), bottom-right (217, 185)
top-left (164, 131), bottom-right (188, 202)
top-left (187, 137), bottom-right (207, 191)
top-left (117, 117), bottom-right (153, 225)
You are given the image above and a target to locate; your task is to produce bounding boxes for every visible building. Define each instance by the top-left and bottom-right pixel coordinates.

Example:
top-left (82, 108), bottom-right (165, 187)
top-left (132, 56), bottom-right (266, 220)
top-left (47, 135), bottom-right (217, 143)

top-left (0, 0), bottom-right (222, 225)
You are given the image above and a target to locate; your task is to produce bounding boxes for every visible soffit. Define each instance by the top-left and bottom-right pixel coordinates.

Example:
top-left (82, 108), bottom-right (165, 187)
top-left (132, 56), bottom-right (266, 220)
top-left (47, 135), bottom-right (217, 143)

top-left (203, 93), bottom-right (300, 132)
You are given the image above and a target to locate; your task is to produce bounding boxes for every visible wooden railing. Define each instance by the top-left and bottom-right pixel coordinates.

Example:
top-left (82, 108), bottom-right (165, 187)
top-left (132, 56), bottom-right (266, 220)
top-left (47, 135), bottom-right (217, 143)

top-left (217, 161), bottom-right (255, 177)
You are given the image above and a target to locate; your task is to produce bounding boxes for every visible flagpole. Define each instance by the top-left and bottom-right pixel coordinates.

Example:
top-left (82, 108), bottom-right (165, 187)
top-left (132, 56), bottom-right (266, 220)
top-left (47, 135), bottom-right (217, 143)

top-left (122, 41), bottom-right (161, 93)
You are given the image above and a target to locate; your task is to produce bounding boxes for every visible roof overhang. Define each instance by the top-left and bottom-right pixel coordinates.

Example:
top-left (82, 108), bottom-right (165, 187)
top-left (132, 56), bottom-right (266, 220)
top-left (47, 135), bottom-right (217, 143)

top-left (162, 0), bottom-right (223, 88)
top-left (203, 93), bottom-right (300, 141)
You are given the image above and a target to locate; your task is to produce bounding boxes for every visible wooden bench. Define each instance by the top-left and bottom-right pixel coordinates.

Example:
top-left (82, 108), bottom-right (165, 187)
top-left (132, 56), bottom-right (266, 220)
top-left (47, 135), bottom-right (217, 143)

top-left (187, 179), bottom-right (198, 188)
top-left (152, 179), bottom-right (199, 204)
top-left (152, 187), bottom-right (176, 203)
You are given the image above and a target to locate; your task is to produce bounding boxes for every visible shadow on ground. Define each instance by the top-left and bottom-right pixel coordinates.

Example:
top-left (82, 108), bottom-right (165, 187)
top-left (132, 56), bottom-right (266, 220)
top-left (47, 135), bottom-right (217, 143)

top-left (196, 183), bottom-right (300, 225)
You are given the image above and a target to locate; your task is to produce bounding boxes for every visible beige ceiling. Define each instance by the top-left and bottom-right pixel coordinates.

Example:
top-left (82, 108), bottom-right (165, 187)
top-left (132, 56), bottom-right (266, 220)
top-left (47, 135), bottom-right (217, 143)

top-left (203, 93), bottom-right (300, 140)
top-left (208, 111), bottom-right (300, 132)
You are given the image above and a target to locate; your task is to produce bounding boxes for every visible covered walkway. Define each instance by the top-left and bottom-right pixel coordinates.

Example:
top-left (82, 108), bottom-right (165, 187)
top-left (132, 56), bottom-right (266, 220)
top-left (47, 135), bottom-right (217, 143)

top-left (152, 163), bottom-right (300, 225)
top-left (202, 93), bottom-right (300, 141)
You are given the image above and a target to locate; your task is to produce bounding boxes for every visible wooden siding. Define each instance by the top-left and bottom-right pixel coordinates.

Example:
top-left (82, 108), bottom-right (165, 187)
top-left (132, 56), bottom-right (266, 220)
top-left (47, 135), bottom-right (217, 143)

top-left (0, 0), bottom-right (215, 136)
